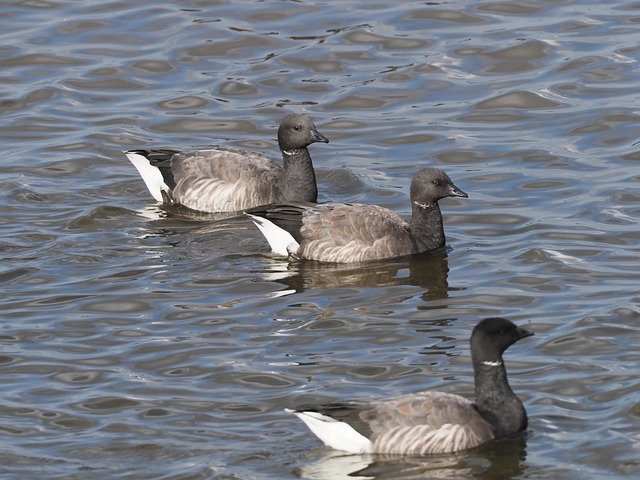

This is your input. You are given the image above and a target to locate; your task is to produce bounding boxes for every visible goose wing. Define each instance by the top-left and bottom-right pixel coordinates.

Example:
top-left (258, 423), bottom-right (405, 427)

top-left (171, 148), bottom-right (281, 212)
top-left (361, 391), bottom-right (495, 454)
top-left (298, 203), bottom-right (416, 262)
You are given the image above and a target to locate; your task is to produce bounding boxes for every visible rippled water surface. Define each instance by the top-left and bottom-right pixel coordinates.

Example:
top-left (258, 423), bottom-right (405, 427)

top-left (1, 1), bottom-right (639, 479)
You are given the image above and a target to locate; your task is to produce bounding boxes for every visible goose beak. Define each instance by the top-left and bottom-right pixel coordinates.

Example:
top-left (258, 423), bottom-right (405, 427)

top-left (311, 129), bottom-right (329, 144)
top-left (516, 326), bottom-right (534, 340)
top-left (449, 184), bottom-right (468, 198)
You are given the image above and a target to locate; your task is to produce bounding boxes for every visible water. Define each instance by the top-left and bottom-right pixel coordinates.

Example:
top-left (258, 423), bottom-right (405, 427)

top-left (1, 0), bottom-right (639, 478)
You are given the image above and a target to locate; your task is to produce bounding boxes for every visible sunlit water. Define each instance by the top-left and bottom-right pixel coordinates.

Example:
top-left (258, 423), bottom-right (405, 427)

top-left (1, 1), bottom-right (639, 479)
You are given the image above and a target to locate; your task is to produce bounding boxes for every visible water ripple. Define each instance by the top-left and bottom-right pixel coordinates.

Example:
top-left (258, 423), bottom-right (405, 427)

top-left (1, 1), bottom-right (639, 479)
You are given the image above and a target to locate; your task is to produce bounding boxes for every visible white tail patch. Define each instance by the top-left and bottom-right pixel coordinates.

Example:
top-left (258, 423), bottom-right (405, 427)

top-left (125, 151), bottom-right (170, 202)
top-left (286, 409), bottom-right (372, 454)
top-left (245, 213), bottom-right (300, 257)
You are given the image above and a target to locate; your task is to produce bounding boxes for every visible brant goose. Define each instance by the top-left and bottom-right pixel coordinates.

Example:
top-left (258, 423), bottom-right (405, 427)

top-left (246, 167), bottom-right (467, 263)
top-left (125, 114), bottom-right (328, 213)
top-left (287, 317), bottom-right (534, 455)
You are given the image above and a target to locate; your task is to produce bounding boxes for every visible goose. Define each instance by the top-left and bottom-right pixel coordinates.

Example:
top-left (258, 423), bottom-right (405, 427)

top-left (245, 167), bottom-right (467, 263)
top-left (124, 114), bottom-right (328, 213)
top-left (287, 317), bottom-right (534, 455)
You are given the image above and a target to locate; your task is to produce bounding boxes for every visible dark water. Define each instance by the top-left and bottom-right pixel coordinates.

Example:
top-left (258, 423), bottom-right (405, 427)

top-left (1, 1), bottom-right (639, 479)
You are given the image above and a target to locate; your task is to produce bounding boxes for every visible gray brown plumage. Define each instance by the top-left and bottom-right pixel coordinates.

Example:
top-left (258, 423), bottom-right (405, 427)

top-left (246, 167), bottom-right (467, 263)
top-left (287, 318), bottom-right (534, 455)
top-left (125, 114), bottom-right (328, 213)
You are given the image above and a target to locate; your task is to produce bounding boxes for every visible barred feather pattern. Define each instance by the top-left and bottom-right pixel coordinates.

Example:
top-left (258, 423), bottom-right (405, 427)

top-left (170, 148), bottom-right (282, 212)
top-left (361, 391), bottom-right (495, 455)
top-left (298, 204), bottom-right (418, 263)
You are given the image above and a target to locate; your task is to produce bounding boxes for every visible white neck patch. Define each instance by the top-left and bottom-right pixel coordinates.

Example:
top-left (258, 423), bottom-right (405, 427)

top-left (282, 149), bottom-right (302, 156)
top-left (413, 201), bottom-right (434, 209)
top-left (481, 360), bottom-right (502, 367)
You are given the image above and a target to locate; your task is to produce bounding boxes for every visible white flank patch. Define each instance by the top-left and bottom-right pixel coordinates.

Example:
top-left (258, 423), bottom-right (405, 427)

top-left (125, 151), bottom-right (170, 202)
top-left (286, 409), bottom-right (372, 454)
top-left (245, 213), bottom-right (299, 257)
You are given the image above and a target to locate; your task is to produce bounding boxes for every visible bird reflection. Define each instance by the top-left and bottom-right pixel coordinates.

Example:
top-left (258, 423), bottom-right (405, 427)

top-left (138, 203), bottom-right (242, 223)
top-left (294, 433), bottom-right (526, 480)
top-left (254, 251), bottom-right (455, 299)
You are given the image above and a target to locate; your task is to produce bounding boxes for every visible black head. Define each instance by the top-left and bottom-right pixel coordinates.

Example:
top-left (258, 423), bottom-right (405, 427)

top-left (470, 317), bottom-right (534, 364)
top-left (277, 114), bottom-right (329, 151)
top-left (409, 168), bottom-right (468, 209)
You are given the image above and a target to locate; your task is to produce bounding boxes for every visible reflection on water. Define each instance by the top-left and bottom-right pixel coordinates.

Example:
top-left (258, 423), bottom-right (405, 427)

top-left (1, 0), bottom-right (640, 479)
top-left (256, 253), bottom-right (453, 300)
top-left (297, 435), bottom-right (527, 480)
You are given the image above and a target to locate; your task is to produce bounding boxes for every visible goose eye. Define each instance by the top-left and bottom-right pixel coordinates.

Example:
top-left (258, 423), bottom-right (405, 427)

top-left (294, 125), bottom-right (301, 131)
top-left (432, 179), bottom-right (440, 186)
